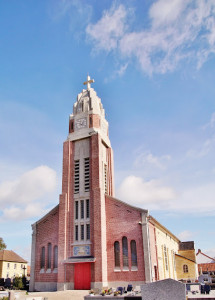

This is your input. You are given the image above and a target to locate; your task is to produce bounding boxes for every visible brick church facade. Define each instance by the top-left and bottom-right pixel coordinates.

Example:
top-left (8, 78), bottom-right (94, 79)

top-left (30, 76), bottom-right (198, 291)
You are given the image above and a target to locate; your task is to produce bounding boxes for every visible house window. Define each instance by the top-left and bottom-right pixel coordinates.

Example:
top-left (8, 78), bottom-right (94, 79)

top-left (114, 241), bottom-right (120, 268)
top-left (164, 245), bottom-right (168, 271)
top-left (41, 247), bottom-right (45, 269)
top-left (74, 160), bottom-right (80, 194)
top-left (130, 240), bottom-right (137, 267)
top-left (81, 200), bottom-right (84, 219)
top-left (122, 236), bottom-right (129, 268)
top-left (14, 264), bottom-right (17, 269)
top-left (86, 199), bottom-right (90, 218)
top-left (84, 158), bottom-right (90, 192)
top-left (75, 201), bottom-right (78, 219)
top-left (183, 264), bottom-right (188, 273)
top-left (81, 224), bottom-right (84, 240)
top-left (7, 263), bottom-right (10, 269)
top-left (54, 246), bottom-right (58, 269)
top-left (86, 224), bottom-right (90, 240)
top-left (47, 243), bottom-right (52, 269)
top-left (75, 225), bottom-right (79, 241)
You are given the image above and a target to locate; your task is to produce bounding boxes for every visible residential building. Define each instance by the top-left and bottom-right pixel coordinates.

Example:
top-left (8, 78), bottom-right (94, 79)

top-left (0, 250), bottom-right (27, 279)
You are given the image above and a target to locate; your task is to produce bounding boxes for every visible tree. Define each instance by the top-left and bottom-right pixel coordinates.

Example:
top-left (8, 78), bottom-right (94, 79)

top-left (13, 276), bottom-right (24, 290)
top-left (0, 237), bottom-right (6, 250)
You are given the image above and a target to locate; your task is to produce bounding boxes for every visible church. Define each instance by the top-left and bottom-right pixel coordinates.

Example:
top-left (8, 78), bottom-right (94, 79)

top-left (30, 76), bottom-right (198, 292)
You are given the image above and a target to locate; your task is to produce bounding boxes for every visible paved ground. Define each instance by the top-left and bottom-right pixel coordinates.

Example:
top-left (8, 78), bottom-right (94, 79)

top-left (187, 289), bottom-right (215, 298)
top-left (9, 290), bottom-right (89, 300)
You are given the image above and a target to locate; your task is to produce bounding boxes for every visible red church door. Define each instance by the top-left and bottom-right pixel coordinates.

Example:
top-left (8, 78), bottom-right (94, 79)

top-left (74, 263), bottom-right (91, 290)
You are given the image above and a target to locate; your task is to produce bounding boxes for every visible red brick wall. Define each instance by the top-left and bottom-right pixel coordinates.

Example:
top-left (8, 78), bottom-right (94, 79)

top-left (89, 114), bottom-right (100, 128)
top-left (90, 133), bottom-right (102, 283)
top-left (105, 196), bottom-right (146, 282)
top-left (58, 140), bottom-right (74, 284)
top-left (35, 207), bottom-right (59, 282)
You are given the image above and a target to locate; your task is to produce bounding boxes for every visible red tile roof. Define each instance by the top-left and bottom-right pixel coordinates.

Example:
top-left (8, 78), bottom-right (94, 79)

top-left (198, 263), bottom-right (215, 272)
top-left (0, 250), bottom-right (27, 263)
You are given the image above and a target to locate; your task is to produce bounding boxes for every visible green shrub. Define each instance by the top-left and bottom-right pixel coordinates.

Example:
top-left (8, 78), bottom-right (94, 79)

top-left (13, 276), bottom-right (24, 290)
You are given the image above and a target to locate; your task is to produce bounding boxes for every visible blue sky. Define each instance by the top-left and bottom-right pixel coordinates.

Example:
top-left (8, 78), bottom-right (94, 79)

top-left (0, 0), bottom-right (215, 263)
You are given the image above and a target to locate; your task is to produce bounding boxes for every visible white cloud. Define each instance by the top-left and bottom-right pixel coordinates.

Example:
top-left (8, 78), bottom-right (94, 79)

top-left (0, 166), bottom-right (57, 221)
top-left (86, 1), bottom-right (215, 75)
top-left (0, 166), bottom-right (56, 207)
top-left (117, 174), bottom-right (215, 216)
top-left (149, 0), bottom-right (188, 27)
top-left (186, 135), bottom-right (215, 158)
top-left (178, 230), bottom-right (194, 241)
top-left (117, 175), bottom-right (176, 210)
top-left (134, 151), bottom-right (171, 170)
top-left (86, 4), bottom-right (127, 52)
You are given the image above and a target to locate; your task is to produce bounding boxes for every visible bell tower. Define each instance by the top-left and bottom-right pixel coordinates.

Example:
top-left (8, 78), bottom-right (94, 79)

top-left (57, 75), bottom-right (115, 290)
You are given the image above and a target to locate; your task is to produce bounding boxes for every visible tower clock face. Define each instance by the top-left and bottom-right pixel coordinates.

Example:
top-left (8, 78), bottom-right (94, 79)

top-left (75, 117), bottom-right (87, 129)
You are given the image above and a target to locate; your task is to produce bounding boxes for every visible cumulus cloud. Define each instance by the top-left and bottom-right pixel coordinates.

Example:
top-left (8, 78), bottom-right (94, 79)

top-left (86, 0), bottom-right (215, 75)
top-left (117, 174), bottom-right (215, 215)
top-left (86, 4), bottom-right (127, 52)
top-left (117, 175), bottom-right (176, 209)
top-left (0, 166), bottom-right (57, 221)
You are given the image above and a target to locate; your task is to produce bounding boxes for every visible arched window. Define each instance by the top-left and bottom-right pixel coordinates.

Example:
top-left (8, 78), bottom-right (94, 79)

top-left (122, 236), bottom-right (128, 268)
top-left (114, 241), bottom-right (120, 268)
top-left (53, 246), bottom-right (58, 269)
top-left (47, 243), bottom-right (52, 269)
top-left (130, 240), bottom-right (137, 267)
top-left (183, 264), bottom-right (188, 273)
top-left (40, 247), bottom-right (45, 269)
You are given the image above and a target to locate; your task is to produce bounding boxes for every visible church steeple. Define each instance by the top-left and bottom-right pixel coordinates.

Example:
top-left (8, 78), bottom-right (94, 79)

top-left (68, 75), bottom-right (110, 147)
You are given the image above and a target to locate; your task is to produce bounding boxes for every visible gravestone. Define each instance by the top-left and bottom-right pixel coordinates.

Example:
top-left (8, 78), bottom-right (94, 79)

top-left (141, 278), bottom-right (186, 300)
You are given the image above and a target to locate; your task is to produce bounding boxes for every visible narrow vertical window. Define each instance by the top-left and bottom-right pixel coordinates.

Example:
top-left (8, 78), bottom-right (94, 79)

top-left (84, 158), bottom-right (90, 192)
top-left (104, 164), bottom-right (107, 194)
top-left (81, 225), bottom-right (84, 240)
top-left (75, 225), bottom-right (79, 241)
top-left (41, 247), bottom-right (45, 269)
top-left (131, 240), bottom-right (137, 267)
top-left (86, 199), bottom-right (90, 218)
top-left (54, 246), bottom-right (58, 269)
top-left (183, 264), bottom-right (188, 273)
top-left (122, 237), bottom-right (128, 268)
top-left (75, 201), bottom-right (78, 219)
top-left (86, 224), bottom-right (90, 240)
top-left (81, 200), bottom-right (84, 219)
top-left (74, 160), bottom-right (80, 194)
top-left (164, 245), bottom-right (168, 271)
top-left (114, 241), bottom-right (120, 268)
top-left (48, 243), bottom-right (52, 269)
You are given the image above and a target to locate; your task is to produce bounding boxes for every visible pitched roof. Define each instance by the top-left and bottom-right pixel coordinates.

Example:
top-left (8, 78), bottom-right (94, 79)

top-left (175, 253), bottom-right (196, 264)
top-left (196, 250), bottom-right (215, 264)
top-left (0, 250), bottom-right (27, 263)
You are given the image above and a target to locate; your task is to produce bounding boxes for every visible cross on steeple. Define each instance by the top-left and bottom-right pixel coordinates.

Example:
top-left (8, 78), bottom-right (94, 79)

top-left (83, 75), bottom-right (94, 90)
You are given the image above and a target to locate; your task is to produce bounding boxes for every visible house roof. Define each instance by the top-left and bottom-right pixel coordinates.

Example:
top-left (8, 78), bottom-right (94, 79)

top-left (175, 253), bottom-right (196, 264)
top-left (196, 250), bottom-right (215, 264)
top-left (0, 250), bottom-right (27, 263)
top-left (198, 263), bottom-right (215, 272)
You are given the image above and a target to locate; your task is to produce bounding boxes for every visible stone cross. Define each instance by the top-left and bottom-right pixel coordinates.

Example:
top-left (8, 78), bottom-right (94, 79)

top-left (22, 265), bottom-right (27, 276)
top-left (83, 75), bottom-right (94, 89)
